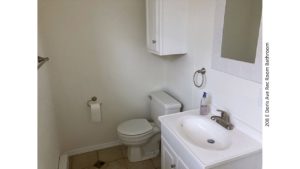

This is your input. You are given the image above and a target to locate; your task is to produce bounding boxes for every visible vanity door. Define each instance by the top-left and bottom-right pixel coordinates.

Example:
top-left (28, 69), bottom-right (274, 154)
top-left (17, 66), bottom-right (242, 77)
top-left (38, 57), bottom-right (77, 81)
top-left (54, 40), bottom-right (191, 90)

top-left (162, 137), bottom-right (191, 169)
top-left (177, 158), bottom-right (189, 169)
top-left (162, 144), bottom-right (176, 169)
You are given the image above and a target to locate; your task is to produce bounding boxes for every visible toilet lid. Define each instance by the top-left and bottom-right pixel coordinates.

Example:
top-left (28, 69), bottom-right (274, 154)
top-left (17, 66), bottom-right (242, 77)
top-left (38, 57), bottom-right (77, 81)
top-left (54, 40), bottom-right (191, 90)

top-left (117, 119), bottom-right (153, 136)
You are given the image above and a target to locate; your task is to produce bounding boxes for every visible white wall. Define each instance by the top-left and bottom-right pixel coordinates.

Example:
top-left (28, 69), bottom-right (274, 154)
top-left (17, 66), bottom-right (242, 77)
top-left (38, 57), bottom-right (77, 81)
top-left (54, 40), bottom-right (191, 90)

top-left (39, 0), bottom-right (165, 152)
top-left (38, 47), bottom-right (61, 169)
top-left (164, 0), bottom-right (262, 133)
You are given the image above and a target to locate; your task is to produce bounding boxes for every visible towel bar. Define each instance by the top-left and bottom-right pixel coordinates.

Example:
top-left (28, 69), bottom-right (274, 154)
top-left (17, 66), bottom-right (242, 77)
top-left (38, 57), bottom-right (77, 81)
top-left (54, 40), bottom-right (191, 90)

top-left (38, 56), bottom-right (49, 69)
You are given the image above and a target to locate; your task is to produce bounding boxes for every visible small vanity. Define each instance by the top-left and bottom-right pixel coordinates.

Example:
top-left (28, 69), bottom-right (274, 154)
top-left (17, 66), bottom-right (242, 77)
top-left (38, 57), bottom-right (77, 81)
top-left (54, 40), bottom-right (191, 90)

top-left (159, 109), bottom-right (262, 169)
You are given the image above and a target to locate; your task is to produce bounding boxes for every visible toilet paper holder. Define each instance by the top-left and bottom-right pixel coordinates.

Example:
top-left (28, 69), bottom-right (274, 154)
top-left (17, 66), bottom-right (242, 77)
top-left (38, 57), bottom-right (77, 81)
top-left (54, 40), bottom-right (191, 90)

top-left (87, 96), bottom-right (101, 107)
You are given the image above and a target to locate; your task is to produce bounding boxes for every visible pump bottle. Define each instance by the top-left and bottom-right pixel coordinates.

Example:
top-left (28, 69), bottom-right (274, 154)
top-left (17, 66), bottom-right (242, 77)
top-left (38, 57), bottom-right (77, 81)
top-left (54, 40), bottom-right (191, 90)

top-left (200, 92), bottom-right (209, 115)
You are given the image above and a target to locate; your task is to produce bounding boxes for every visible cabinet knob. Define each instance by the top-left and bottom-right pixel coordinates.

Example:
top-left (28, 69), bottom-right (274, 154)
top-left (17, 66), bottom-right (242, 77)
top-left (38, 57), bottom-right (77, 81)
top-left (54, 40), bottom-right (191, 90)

top-left (171, 164), bottom-right (176, 168)
top-left (152, 40), bottom-right (156, 44)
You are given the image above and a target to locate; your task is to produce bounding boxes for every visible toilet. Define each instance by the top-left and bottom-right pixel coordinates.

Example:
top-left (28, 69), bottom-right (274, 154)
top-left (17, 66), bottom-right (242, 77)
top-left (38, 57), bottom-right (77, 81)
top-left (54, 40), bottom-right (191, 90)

top-left (117, 91), bottom-right (181, 162)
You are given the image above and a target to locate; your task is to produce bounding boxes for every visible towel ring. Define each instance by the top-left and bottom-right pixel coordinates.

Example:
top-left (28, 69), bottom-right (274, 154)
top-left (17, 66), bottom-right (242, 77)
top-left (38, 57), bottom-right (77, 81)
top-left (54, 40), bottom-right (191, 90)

top-left (193, 68), bottom-right (206, 88)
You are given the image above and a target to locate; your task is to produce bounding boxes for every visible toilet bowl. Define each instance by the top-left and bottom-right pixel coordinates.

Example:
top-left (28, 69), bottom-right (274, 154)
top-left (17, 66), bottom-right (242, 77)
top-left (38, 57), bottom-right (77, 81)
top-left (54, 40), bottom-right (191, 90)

top-left (117, 119), bottom-right (160, 162)
top-left (117, 91), bottom-right (182, 162)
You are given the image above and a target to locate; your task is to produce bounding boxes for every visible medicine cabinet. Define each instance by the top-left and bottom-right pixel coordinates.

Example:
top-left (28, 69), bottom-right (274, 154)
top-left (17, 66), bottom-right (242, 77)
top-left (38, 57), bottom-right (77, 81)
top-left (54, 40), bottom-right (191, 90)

top-left (146, 0), bottom-right (187, 55)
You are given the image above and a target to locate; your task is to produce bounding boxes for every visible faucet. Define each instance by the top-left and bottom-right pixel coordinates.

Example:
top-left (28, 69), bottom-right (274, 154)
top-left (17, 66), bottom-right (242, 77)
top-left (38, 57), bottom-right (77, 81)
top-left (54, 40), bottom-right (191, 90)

top-left (211, 110), bottom-right (234, 130)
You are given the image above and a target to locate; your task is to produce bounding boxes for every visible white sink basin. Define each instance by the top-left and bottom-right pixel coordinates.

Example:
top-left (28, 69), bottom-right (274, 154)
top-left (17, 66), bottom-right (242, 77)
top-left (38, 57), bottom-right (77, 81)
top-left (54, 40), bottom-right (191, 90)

top-left (179, 115), bottom-right (232, 150)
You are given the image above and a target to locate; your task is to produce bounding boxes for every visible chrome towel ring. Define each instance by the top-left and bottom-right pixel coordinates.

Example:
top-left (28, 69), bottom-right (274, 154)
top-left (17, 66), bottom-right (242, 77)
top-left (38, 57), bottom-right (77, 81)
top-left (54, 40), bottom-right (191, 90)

top-left (193, 68), bottom-right (206, 88)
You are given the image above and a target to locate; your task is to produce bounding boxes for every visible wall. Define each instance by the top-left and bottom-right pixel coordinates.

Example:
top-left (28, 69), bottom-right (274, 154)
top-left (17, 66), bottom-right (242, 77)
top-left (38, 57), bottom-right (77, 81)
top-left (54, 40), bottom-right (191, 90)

top-left (164, 0), bottom-right (262, 133)
top-left (39, 0), bottom-right (165, 152)
top-left (38, 43), bottom-right (61, 169)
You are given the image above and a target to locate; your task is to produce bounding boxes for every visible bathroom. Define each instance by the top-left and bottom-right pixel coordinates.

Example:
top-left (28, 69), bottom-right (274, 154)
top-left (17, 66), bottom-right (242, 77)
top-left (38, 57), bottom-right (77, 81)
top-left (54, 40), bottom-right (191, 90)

top-left (38, 0), bottom-right (262, 169)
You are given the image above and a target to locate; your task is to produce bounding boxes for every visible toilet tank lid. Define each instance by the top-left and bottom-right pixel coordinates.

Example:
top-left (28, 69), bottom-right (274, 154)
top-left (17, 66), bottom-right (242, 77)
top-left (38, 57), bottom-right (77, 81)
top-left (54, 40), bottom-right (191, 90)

top-left (149, 91), bottom-right (182, 110)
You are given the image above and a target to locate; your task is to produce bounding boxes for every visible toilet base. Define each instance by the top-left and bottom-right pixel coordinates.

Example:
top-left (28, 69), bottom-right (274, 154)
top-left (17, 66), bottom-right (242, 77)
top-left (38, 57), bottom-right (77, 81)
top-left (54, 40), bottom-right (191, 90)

top-left (128, 146), bottom-right (159, 162)
top-left (127, 134), bottom-right (160, 162)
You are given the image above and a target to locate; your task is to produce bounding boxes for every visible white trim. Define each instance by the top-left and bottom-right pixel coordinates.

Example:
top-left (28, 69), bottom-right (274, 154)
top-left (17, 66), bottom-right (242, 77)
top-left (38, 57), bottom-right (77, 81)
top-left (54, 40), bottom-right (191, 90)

top-left (58, 154), bottom-right (69, 169)
top-left (65, 140), bottom-right (122, 156)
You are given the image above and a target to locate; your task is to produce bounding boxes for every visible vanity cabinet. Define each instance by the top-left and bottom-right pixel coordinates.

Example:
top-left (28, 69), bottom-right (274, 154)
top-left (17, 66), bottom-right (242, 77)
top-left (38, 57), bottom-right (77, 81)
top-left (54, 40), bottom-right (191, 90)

top-left (162, 138), bottom-right (190, 169)
top-left (146, 0), bottom-right (187, 55)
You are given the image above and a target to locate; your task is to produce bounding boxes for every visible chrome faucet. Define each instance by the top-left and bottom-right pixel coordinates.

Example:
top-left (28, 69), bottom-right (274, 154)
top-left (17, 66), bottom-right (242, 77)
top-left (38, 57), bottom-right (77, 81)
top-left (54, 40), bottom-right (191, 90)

top-left (211, 110), bottom-right (234, 130)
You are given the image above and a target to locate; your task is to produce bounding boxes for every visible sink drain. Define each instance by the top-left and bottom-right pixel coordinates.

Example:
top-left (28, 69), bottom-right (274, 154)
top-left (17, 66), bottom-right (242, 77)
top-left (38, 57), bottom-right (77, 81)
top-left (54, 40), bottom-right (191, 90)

top-left (207, 139), bottom-right (215, 144)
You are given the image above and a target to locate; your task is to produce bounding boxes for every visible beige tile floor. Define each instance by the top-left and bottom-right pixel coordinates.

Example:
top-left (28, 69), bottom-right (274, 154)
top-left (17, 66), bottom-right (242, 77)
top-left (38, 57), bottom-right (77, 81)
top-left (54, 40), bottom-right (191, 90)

top-left (69, 145), bottom-right (161, 169)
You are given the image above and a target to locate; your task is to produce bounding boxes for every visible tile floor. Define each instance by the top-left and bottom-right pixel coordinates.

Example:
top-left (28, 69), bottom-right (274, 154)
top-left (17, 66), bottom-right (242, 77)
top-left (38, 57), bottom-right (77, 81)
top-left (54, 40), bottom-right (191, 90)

top-left (69, 145), bottom-right (161, 169)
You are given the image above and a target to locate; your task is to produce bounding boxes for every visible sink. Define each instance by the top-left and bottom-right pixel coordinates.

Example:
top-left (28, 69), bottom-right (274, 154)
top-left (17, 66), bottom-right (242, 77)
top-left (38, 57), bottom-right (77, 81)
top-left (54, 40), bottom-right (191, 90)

top-left (178, 115), bottom-right (232, 150)
top-left (159, 109), bottom-right (262, 167)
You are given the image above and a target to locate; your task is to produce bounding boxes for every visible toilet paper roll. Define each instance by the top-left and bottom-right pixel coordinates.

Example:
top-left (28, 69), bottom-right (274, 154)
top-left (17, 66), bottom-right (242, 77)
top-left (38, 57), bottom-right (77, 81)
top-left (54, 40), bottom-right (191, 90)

top-left (90, 102), bottom-right (101, 122)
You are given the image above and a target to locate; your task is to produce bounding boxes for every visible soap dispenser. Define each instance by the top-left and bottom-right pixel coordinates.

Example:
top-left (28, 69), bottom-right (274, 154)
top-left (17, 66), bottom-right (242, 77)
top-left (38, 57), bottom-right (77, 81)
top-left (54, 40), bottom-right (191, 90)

top-left (200, 92), bottom-right (209, 115)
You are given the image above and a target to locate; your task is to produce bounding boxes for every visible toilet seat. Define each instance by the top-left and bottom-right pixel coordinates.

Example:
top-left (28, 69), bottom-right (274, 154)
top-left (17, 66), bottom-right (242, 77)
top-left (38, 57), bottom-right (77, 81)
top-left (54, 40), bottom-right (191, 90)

top-left (117, 119), bottom-right (153, 136)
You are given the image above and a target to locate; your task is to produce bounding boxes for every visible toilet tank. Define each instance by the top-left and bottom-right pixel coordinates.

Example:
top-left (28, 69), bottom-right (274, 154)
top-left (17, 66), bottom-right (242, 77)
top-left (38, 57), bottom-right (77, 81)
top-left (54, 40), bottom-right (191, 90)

top-left (149, 91), bottom-right (182, 127)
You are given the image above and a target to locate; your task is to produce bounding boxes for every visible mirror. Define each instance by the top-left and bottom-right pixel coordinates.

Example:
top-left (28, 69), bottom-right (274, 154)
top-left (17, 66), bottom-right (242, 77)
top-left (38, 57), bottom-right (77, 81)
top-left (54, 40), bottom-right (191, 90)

top-left (221, 0), bottom-right (262, 63)
top-left (211, 0), bottom-right (262, 83)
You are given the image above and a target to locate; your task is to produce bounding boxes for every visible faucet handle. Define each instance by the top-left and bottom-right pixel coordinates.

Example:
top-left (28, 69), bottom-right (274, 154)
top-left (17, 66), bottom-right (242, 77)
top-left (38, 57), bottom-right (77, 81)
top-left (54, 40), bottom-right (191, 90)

top-left (217, 109), bottom-right (230, 121)
top-left (217, 109), bottom-right (226, 115)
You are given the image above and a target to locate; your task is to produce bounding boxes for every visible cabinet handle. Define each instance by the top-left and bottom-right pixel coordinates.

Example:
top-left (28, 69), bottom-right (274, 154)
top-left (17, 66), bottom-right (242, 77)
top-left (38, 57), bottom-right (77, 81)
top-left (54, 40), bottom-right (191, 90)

top-left (171, 164), bottom-right (176, 168)
top-left (152, 40), bottom-right (156, 44)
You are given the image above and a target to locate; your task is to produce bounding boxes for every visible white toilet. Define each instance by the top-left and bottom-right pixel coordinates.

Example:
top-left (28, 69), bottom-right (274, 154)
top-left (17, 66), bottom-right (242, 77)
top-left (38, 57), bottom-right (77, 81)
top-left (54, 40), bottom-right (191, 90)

top-left (117, 91), bottom-right (181, 162)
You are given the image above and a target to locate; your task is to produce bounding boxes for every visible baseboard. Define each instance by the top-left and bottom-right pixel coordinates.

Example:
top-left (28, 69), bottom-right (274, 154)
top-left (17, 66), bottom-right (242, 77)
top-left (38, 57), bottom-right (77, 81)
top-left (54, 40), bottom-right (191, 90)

top-left (65, 140), bottom-right (122, 156)
top-left (58, 140), bottom-right (122, 169)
